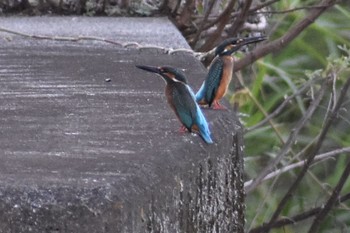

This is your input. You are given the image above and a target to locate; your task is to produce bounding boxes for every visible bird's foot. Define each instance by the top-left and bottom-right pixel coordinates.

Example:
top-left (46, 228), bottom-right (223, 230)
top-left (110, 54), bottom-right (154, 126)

top-left (212, 101), bottom-right (227, 110)
top-left (197, 101), bottom-right (209, 109)
top-left (199, 104), bottom-right (210, 109)
top-left (179, 125), bottom-right (188, 133)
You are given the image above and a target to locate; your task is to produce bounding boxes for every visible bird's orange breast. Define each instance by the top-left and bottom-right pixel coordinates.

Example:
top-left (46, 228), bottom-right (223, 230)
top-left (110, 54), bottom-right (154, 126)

top-left (214, 56), bottom-right (234, 101)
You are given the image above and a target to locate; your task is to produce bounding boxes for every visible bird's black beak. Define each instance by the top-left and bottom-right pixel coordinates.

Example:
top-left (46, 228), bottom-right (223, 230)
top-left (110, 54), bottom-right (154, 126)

top-left (236, 35), bottom-right (267, 47)
top-left (219, 36), bottom-right (267, 55)
top-left (136, 65), bottom-right (161, 74)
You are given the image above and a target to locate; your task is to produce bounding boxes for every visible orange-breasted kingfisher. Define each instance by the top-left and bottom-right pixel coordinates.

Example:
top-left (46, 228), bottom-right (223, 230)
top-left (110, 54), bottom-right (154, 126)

top-left (136, 65), bottom-right (213, 144)
top-left (196, 36), bottom-right (266, 110)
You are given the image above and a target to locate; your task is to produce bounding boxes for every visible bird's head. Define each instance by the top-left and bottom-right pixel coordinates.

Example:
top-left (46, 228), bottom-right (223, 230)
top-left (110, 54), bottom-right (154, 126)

top-left (215, 36), bottom-right (267, 56)
top-left (136, 65), bottom-right (188, 84)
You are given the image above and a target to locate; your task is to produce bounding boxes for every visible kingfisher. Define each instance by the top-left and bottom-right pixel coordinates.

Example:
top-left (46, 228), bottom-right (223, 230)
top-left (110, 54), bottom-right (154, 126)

top-left (136, 65), bottom-right (213, 144)
top-left (196, 36), bottom-right (266, 109)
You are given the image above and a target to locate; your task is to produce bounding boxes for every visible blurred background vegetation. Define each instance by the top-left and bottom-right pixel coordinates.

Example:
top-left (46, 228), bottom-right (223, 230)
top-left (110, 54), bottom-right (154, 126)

top-left (168, 1), bottom-right (350, 232)
top-left (1, 0), bottom-right (350, 232)
top-left (178, 1), bottom-right (350, 232)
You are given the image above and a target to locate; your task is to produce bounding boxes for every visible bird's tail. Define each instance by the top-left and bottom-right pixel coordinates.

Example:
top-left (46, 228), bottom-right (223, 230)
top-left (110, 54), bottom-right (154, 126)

top-left (199, 127), bottom-right (213, 144)
top-left (195, 106), bottom-right (213, 144)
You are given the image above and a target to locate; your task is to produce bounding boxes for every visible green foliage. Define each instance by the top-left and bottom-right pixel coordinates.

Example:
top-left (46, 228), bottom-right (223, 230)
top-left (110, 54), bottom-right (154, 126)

top-left (237, 2), bottom-right (350, 232)
top-left (189, 1), bottom-right (350, 231)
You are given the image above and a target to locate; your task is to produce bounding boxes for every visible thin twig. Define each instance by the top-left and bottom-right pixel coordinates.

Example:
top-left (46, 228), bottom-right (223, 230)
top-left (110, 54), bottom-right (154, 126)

top-left (244, 147), bottom-right (350, 188)
top-left (232, 0), bottom-right (338, 72)
top-left (247, 78), bottom-right (320, 132)
top-left (307, 89), bottom-right (350, 233)
top-left (0, 26), bottom-right (196, 55)
top-left (247, 175), bottom-right (280, 232)
top-left (200, 0), bottom-right (280, 32)
top-left (176, 0), bottom-right (196, 30)
top-left (308, 160), bottom-right (350, 232)
top-left (247, 0), bottom-right (280, 13)
top-left (249, 192), bottom-right (350, 233)
top-left (198, 0), bottom-right (237, 51)
top-left (245, 88), bottom-right (285, 143)
top-left (172, 0), bottom-right (182, 15)
top-left (227, 0), bottom-right (253, 36)
top-left (267, 76), bottom-right (350, 230)
top-left (199, 0), bottom-right (240, 32)
top-left (245, 78), bottom-right (328, 193)
top-left (255, 5), bottom-right (332, 15)
top-left (191, 0), bottom-right (216, 47)
top-left (0, 27), bottom-right (123, 45)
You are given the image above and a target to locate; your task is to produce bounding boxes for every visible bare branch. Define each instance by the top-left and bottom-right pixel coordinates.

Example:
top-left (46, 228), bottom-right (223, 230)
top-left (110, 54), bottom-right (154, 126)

top-left (249, 192), bottom-right (350, 233)
top-left (0, 26), bottom-right (196, 54)
top-left (232, 0), bottom-right (338, 72)
top-left (267, 76), bottom-right (350, 230)
top-left (309, 163), bottom-right (350, 232)
top-left (247, 0), bottom-right (281, 13)
top-left (245, 78), bottom-right (328, 193)
top-left (244, 147), bottom-right (350, 188)
top-left (255, 4), bottom-right (333, 15)
top-left (227, 0), bottom-right (253, 36)
top-left (246, 77), bottom-right (320, 132)
top-left (191, 0), bottom-right (216, 46)
top-left (0, 26), bottom-right (124, 46)
top-left (307, 97), bottom-right (350, 232)
top-left (198, 0), bottom-right (237, 51)
top-left (241, 13), bottom-right (268, 31)
top-left (200, 0), bottom-right (280, 33)
top-left (176, 0), bottom-right (196, 30)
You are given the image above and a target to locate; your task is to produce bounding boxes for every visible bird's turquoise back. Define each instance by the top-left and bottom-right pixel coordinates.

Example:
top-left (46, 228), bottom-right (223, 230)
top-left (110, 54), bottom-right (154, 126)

top-left (195, 57), bottom-right (224, 106)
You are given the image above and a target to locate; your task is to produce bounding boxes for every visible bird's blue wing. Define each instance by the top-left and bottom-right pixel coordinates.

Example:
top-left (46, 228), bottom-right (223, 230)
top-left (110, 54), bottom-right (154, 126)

top-left (204, 57), bottom-right (224, 106)
top-left (171, 83), bottom-right (197, 130)
top-left (195, 81), bottom-right (206, 102)
top-left (187, 85), bottom-right (213, 144)
top-left (194, 104), bottom-right (213, 144)
top-left (186, 84), bottom-right (197, 100)
top-left (171, 83), bottom-right (213, 144)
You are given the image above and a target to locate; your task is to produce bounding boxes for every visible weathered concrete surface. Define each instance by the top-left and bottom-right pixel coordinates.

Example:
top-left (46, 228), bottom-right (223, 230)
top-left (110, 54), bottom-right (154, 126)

top-left (0, 17), bottom-right (244, 232)
top-left (0, 0), bottom-right (156, 16)
top-left (0, 17), bottom-right (190, 49)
